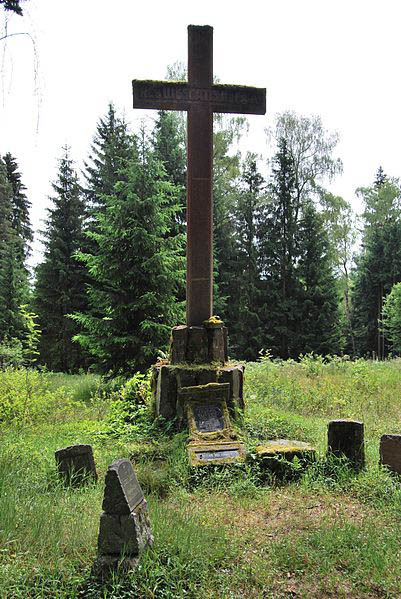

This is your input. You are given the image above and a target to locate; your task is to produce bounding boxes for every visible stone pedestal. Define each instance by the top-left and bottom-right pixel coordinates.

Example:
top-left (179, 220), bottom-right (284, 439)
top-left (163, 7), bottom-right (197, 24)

top-left (152, 362), bottom-right (244, 422)
top-left (170, 322), bottom-right (228, 364)
top-left (152, 317), bottom-right (245, 467)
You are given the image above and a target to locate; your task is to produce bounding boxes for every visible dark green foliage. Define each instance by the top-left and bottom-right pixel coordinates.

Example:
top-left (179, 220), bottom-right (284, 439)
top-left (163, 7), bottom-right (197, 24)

top-left (152, 110), bottom-right (186, 189)
top-left (84, 103), bottom-right (133, 216)
top-left (0, 0), bottom-right (24, 15)
top-left (0, 156), bottom-right (30, 342)
top-left (352, 178), bottom-right (401, 357)
top-left (212, 117), bottom-right (244, 320)
top-left (374, 166), bottom-right (387, 189)
top-left (73, 127), bottom-right (185, 376)
top-left (3, 152), bottom-right (33, 261)
top-left (34, 147), bottom-right (89, 372)
top-left (152, 109), bottom-right (186, 235)
top-left (258, 137), bottom-right (302, 358)
top-left (228, 154), bottom-right (265, 359)
top-left (296, 202), bottom-right (341, 354)
top-left (257, 138), bottom-right (341, 358)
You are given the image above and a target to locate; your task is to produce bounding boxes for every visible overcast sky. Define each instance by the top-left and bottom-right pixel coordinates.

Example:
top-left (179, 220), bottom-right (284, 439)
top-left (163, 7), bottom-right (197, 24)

top-left (2, 0), bottom-right (401, 264)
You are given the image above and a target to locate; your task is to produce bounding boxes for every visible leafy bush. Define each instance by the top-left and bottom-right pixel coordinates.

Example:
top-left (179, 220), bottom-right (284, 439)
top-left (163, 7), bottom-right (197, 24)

top-left (0, 368), bottom-right (80, 425)
top-left (92, 371), bottom-right (158, 439)
top-left (0, 338), bottom-right (24, 368)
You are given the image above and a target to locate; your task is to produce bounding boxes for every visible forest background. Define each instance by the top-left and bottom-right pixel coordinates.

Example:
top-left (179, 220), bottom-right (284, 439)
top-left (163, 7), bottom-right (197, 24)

top-left (2, 0), bottom-right (401, 376)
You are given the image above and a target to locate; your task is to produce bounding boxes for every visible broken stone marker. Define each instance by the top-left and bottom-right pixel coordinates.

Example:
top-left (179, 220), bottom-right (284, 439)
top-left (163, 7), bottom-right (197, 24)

top-left (95, 459), bottom-right (153, 575)
top-left (255, 439), bottom-right (316, 478)
top-left (55, 444), bottom-right (97, 486)
top-left (327, 420), bottom-right (365, 471)
top-left (380, 434), bottom-right (401, 475)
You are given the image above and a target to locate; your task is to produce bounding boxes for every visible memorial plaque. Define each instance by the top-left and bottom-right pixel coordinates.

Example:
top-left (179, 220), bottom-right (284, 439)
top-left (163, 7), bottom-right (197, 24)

top-left (102, 459), bottom-right (144, 514)
top-left (188, 442), bottom-right (245, 466)
top-left (196, 448), bottom-right (240, 461)
top-left (193, 402), bottom-right (225, 433)
top-left (179, 382), bottom-right (232, 440)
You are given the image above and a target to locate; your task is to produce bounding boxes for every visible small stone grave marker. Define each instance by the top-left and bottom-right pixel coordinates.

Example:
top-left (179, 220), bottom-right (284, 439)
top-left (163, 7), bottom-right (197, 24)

top-left (380, 434), bottom-right (401, 474)
top-left (55, 444), bottom-right (97, 486)
top-left (95, 459), bottom-right (153, 575)
top-left (327, 420), bottom-right (365, 471)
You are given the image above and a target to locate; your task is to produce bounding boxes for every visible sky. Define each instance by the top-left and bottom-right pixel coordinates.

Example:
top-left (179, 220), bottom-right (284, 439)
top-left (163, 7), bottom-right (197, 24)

top-left (1, 0), bottom-right (401, 265)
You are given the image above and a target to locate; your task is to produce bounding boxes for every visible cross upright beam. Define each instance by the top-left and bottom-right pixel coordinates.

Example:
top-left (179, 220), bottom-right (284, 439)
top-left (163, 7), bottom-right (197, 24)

top-left (133, 25), bottom-right (266, 326)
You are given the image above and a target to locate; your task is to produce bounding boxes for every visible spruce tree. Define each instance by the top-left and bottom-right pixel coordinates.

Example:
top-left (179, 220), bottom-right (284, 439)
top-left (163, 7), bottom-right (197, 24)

top-left (34, 147), bottom-right (88, 371)
top-left (296, 202), bottom-right (341, 355)
top-left (3, 152), bottom-right (33, 261)
top-left (258, 137), bottom-right (302, 358)
top-left (352, 177), bottom-right (401, 358)
top-left (152, 110), bottom-right (186, 235)
top-left (84, 103), bottom-right (133, 215)
top-left (213, 117), bottom-right (245, 320)
top-left (0, 157), bottom-right (28, 341)
top-left (229, 154), bottom-right (265, 360)
top-left (72, 127), bottom-right (185, 375)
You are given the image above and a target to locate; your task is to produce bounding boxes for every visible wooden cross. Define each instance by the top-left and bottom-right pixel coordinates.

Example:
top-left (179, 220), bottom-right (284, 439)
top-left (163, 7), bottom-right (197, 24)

top-left (132, 25), bottom-right (266, 326)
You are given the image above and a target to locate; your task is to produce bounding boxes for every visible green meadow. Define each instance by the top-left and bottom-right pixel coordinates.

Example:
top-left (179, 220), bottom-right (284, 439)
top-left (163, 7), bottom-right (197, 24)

top-left (1, 356), bottom-right (401, 598)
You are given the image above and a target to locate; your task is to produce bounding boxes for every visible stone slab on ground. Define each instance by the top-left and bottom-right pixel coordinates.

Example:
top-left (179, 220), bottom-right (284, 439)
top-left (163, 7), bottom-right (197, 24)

top-left (255, 440), bottom-right (316, 479)
top-left (380, 434), bottom-right (401, 474)
top-left (255, 439), bottom-right (316, 461)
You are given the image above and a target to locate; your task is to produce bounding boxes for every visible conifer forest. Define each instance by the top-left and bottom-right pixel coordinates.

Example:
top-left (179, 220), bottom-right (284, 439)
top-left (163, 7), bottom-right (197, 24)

top-left (1, 101), bottom-right (401, 374)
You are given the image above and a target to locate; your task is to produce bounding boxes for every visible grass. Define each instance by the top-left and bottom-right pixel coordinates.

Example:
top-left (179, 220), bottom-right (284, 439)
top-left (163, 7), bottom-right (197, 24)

top-left (0, 358), bottom-right (401, 597)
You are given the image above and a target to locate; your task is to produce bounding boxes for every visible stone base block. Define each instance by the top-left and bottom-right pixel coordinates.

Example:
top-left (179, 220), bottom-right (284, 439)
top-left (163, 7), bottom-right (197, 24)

top-left (152, 363), bottom-right (244, 422)
top-left (256, 439), bottom-right (316, 461)
top-left (170, 321), bottom-right (228, 364)
top-left (97, 500), bottom-right (153, 556)
top-left (92, 555), bottom-right (139, 579)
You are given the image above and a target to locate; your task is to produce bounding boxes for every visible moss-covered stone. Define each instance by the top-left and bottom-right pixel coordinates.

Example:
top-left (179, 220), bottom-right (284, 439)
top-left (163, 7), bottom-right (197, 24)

top-left (152, 363), bottom-right (244, 423)
top-left (254, 439), bottom-right (316, 480)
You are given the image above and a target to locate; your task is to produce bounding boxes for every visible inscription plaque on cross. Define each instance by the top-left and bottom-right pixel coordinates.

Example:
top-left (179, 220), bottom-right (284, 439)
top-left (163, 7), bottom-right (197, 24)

top-left (133, 25), bottom-right (266, 326)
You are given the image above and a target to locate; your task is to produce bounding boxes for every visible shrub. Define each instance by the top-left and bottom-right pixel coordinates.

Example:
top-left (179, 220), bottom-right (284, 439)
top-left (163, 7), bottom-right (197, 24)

top-left (0, 368), bottom-right (79, 425)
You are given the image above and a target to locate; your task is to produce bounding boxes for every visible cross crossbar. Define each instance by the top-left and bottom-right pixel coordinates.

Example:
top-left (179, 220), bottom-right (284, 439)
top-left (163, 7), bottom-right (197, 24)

top-left (132, 80), bottom-right (266, 115)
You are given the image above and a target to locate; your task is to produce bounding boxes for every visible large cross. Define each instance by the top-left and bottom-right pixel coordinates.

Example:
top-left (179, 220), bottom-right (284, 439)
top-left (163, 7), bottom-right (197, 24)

top-left (132, 25), bottom-right (266, 326)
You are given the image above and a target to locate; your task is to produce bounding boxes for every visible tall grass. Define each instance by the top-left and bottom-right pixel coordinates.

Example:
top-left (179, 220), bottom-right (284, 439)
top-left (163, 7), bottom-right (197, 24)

top-left (1, 360), bottom-right (401, 597)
